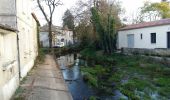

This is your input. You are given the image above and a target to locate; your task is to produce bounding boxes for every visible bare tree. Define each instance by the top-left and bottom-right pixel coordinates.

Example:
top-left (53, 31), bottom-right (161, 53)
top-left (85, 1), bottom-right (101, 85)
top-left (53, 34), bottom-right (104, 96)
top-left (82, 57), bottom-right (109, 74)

top-left (37, 0), bottom-right (62, 48)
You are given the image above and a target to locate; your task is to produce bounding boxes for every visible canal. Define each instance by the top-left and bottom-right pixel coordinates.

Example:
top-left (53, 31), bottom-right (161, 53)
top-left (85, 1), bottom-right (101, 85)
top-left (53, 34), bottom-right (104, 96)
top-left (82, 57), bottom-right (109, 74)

top-left (56, 54), bottom-right (125, 100)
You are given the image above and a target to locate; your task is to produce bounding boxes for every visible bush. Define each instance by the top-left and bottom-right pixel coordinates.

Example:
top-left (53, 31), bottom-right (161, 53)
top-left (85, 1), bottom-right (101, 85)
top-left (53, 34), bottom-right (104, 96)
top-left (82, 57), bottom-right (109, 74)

top-left (37, 48), bottom-right (47, 62)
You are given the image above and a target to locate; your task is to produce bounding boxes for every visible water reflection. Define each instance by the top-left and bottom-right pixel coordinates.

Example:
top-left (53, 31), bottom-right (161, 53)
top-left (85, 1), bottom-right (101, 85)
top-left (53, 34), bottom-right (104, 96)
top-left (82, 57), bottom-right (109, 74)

top-left (57, 54), bottom-right (95, 100)
top-left (57, 54), bottom-right (126, 100)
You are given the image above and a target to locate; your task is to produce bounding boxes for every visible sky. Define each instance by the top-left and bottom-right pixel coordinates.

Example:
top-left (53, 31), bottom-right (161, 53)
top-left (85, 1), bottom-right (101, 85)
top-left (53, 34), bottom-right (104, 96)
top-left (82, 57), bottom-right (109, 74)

top-left (35, 0), bottom-right (162, 26)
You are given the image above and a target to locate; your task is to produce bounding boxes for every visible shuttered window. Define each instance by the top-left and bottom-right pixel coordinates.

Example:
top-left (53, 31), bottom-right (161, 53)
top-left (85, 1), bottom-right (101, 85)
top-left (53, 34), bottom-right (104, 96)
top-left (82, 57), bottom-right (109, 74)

top-left (151, 33), bottom-right (156, 43)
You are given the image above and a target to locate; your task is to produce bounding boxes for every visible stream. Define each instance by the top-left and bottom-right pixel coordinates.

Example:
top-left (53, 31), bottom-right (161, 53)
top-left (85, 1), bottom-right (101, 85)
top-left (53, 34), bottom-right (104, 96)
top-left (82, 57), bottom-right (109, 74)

top-left (56, 54), bottom-right (125, 100)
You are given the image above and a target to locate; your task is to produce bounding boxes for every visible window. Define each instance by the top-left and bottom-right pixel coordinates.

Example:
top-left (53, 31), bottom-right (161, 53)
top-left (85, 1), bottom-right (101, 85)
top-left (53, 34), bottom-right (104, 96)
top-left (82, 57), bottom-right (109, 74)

top-left (61, 38), bottom-right (64, 42)
top-left (140, 33), bottom-right (143, 39)
top-left (151, 33), bottom-right (156, 43)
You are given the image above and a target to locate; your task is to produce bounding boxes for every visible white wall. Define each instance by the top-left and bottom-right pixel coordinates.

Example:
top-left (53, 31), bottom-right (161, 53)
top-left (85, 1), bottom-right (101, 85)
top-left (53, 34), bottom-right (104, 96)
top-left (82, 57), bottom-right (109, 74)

top-left (39, 32), bottom-right (49, 47)
top-left (65, 31), bottom-right (73, 45)
top-left (118, 25), bottom-right (170, 49)
top-left (0, 0), bottom-right (38, 100)
top-left (0, 29), bottom-right (19, 100)
top-left (40, 29), bottom-right (74, 47)
top-left (16, 0), bottom-right (38, 78)
top-left (0, 0), bottom-right (16, 28)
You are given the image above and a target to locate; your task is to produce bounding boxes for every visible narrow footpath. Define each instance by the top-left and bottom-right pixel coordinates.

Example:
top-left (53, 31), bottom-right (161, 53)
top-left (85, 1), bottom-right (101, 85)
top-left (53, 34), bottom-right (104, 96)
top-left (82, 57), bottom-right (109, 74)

top-left (13, 55), bottom-right (72, 100)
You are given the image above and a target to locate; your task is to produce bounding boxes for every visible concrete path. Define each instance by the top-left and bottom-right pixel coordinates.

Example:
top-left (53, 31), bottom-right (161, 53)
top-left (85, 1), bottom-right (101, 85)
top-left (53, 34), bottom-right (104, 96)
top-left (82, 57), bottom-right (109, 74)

top-left (16, 55), bottom-right (72, 100)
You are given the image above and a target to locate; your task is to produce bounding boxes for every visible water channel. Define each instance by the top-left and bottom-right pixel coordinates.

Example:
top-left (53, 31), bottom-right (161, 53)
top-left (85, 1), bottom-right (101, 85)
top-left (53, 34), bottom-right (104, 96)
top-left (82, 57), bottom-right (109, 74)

top-left (56, 54), bottom-right (125, 100)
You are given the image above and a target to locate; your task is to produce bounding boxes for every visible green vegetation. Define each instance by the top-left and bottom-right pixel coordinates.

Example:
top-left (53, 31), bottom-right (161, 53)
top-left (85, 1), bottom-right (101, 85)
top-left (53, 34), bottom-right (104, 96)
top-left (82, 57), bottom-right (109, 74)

top-left (73, 0), bottom-right (122, 54)
top-left (54, 45), bottom-right (82, 57)
top-left (80, 48), bottom-right (170, 99)
top-left (12, 86), bottom-right (25, 100)
top-left (81, 65), bottom-right (107, 87)
top-left (36, 48), bottom-right (48, 63)
top-left (89, 96), bottom-right (97, 100)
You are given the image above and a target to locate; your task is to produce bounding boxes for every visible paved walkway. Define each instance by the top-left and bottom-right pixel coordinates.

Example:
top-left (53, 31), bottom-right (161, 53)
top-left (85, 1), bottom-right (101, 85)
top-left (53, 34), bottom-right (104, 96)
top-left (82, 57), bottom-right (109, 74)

top-left (15, 55), bottom-right (72, 100)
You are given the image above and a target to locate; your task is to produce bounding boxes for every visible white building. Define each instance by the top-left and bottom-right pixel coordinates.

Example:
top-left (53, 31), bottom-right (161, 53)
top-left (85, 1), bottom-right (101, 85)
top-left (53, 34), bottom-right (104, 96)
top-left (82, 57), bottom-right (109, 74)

top-left (118, 18), bottom-right (170, 49)
top-left (54, 29), bottom-right (74, 47)
top-left (0, 0), bottom-right (39, 100)
top-left (40, 25), bottom-right (74, 47)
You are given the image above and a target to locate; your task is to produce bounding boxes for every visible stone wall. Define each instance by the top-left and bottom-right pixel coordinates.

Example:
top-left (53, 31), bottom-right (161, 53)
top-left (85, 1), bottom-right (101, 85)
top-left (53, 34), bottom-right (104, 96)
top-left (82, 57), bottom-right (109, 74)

top-left (122, 48), bottom-right (170, 57)
top-left (0, 26), bottom-right (19, 100)
top-left (121, 48), bottom-right (170, 66)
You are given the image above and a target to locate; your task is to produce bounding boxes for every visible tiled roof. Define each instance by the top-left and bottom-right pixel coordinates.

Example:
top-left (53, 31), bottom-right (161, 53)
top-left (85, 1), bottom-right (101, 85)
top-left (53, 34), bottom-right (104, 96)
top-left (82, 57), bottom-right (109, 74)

top-left (40, 24), bottom-right (72, 32)
top-left (119, 18), bottom-right (170, 31)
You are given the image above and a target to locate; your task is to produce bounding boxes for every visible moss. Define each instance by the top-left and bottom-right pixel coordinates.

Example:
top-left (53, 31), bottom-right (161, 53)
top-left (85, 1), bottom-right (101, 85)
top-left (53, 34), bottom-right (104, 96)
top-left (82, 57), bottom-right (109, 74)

top-left (89, 96), bottom-right (97, 100)
top-left (13, 86), bottom-right (25, 100)
top-left (36, 48), bottom-right (47, 63)
top-left (158, 87), bottom-right (170, 98)
top-left (80, 48), bottom-right (96, 60)
top-left (13, 96), bottom-right (25, 100)
top-left (154, 78), bottom-right (170, 87)
top-left (83, 72), bottom-right (98, 87)
top-left (81, 65), bottom-right (107, 88)
top-left (108, 71), bottom-right (124, 84)
top-left (120, 89), bottom-right (140, 100)
top-left (80, 48), bottom-right (170, 99)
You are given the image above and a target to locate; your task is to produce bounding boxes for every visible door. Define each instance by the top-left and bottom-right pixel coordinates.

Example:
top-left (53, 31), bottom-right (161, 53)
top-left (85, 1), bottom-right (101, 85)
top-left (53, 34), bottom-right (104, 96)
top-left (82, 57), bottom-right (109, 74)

top-left (167, 32), bottom-right (170, 48)
top-left (127, 34), bottom-right (134, 48)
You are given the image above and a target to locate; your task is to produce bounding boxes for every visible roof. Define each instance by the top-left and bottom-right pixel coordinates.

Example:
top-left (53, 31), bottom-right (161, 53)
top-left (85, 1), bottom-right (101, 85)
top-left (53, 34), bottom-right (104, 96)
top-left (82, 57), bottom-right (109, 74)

top-left (40, 24), bottom-right (61, 32)
top-left (119, 18), bottom-right (170, 31)
top-left (0, 24), bottom-right (18, 32)
top-left (40, 24), bottom-right (72, 32)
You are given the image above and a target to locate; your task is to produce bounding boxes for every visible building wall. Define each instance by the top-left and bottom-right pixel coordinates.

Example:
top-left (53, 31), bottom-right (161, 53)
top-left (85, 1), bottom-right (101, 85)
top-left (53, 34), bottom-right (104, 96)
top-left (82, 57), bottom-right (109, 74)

top-left (40, 30), bottom-right (74, 47)
top-left (0, 0), bottom-right (16, 28)
top-left (118, 25), bottom-right (170, 49)
top-left (0, 0), bottom-right (38, 99)
top-left (64, 30), bottom-right (73, 45)
top-left (39, 32), bottom-right (50, 47)
top-left (16, 0), bottom-right (38, 78)
top-left (0, 28), bottom-right (19, 100)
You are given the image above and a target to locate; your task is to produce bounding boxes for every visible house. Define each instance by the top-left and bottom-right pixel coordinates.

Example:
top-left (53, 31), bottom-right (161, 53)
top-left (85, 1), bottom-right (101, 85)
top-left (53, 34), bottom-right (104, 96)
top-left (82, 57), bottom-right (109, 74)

top-left (118, 18), bottom-right (170, 49)
top-left (40, 25), bottom-right (74, 47)
top-left (0, 25), bottom-right (18, 100)
top-left (0, 0), bottom-right (39, 100)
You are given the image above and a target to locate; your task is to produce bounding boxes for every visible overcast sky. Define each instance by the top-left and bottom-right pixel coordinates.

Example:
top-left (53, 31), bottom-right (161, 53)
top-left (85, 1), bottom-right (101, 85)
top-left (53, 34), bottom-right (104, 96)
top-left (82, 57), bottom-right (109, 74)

top-left (35, 0), bottom-right (162, 26)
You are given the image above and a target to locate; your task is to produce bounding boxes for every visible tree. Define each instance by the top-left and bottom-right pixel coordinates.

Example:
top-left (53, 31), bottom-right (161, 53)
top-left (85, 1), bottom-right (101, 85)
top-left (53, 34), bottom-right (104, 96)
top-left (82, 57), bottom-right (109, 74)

top-left (72, 0), bottom-right (96, 46)
top-left (62, 10), bottom-right (74, 30)
top-left (62, 9), bottom-right (76, 43)
top-left (37, 0), bottom-right (62, 48)
top-left (141, 1), bottom-right (170, 21)
top-left (72, 0), bottom-right (123, 51)
top-left (90, 0), bottom-right (122, 53)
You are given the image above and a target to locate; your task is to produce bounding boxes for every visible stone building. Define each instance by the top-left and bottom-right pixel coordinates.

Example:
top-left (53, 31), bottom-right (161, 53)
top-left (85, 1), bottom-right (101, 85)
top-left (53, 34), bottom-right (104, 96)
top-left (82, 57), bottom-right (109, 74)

top-left (0, 0), bottom-right (39, 100)
top-left (40, 24), bottom-right (74, 47)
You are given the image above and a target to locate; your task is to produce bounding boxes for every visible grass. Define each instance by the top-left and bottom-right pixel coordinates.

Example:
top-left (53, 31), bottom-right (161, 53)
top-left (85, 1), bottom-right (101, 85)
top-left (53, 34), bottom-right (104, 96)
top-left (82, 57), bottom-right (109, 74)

top-left (12, 86), bottom-right (25, 100)
top-left (81, 65), bottom-right (107, 88)
top-left (80, 48), bottom-right (170, 99)
top-left (36, 48), bottom-right (47, 63)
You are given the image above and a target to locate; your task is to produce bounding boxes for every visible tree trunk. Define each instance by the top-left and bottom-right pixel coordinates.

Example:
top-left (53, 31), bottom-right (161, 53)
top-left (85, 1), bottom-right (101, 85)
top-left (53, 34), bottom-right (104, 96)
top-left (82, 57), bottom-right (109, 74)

top-left (48, 21), bottom-right (55, 55)
top-left (48, 22), bottom-right (52, 48)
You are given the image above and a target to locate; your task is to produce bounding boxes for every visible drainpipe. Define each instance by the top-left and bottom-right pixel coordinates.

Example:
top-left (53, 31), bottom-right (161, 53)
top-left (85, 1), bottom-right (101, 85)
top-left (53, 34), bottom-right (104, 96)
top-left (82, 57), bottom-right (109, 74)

top-left (15, 0), bottom-right (21, 80)
top-left (16, 33), bottom-right (21, 79)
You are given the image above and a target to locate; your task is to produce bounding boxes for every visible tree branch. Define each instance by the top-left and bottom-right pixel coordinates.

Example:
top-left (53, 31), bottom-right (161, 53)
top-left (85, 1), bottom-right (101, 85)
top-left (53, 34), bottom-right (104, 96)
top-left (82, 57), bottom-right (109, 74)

top-left (37, 0), bottom-right (50, 23)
